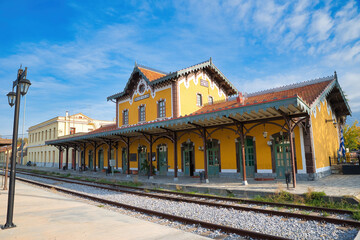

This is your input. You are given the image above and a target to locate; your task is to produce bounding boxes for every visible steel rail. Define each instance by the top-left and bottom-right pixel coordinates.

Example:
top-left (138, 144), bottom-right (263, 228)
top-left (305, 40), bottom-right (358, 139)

top-left (17, 176), bottom-right (289, 240)
top-left (16, 171), bottom-right (360, 228)
top-left (17, 170), bottom-right (355, 215)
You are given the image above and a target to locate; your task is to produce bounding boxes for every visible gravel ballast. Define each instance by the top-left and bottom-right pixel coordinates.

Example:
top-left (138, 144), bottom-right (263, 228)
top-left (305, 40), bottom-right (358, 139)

top-left (19, 174), bottom-right (359, 240)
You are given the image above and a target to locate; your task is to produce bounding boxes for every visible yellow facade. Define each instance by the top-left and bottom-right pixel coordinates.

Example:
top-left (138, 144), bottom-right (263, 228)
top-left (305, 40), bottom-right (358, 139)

top-left (178, 73), bottom-right (226, 116)
top-left (118, 86), bottom-right (172, 127)
top-left (311, 100), bottom-right (339, 170)
top-left (48, 61), bottom-right (350, 181)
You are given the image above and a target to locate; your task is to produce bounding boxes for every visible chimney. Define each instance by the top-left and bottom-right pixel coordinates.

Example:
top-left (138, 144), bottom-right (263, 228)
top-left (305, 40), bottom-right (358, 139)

top-left (65, 111), bottom-right (69, 117)
top-left (236, 92), bottom-right (245, 105)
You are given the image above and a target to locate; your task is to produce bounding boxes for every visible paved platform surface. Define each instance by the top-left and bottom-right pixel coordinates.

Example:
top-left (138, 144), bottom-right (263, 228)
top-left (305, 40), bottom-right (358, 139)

top-left (15, 166), bottom-right (360, 201)
top-left (0, 181), bottom-right (208, 240)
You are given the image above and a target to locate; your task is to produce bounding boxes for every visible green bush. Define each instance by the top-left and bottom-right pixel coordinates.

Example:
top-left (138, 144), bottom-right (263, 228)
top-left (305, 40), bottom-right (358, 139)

top-left (140, 160), bottom-right (156, 175)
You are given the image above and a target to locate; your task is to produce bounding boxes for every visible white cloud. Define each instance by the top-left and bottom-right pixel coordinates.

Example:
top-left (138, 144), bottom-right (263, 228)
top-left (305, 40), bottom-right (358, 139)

top-left (308, 10), bottom-right (334, 42)
top-left (253, 1), bottom-right (288, 31)
top-left (1, 0), bottom-right (360, 135)
top-left (288, 13), bottom-right (309, 33)
top-left (327, 42), bottom-right (360, 65)
top-left (334, 1), bottom-right (360, 45)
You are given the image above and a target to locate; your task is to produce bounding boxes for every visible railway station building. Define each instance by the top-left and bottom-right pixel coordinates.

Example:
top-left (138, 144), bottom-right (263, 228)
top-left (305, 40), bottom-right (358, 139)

top-left (46, 59), bottom-right (351, 185)
top-left (28, 113), bottom-right (113, 168)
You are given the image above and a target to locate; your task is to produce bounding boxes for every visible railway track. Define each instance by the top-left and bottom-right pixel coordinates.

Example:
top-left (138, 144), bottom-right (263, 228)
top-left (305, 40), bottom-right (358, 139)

top-left (17, 170), bottom-right (357, 216)
top-left (16, 175), bottom-right (289, 240)
top-left (14, 171), bottom-right (360, 230)
top-left (5, 170), bottom-right (358, 239)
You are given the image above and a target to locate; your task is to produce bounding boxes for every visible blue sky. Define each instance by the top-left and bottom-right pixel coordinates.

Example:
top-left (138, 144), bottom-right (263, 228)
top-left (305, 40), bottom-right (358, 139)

top-left (0, 0), bottom-right (359, 137)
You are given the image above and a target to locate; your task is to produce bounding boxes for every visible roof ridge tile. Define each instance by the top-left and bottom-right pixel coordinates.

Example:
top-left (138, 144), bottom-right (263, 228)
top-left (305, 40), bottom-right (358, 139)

top-left (247, 75), bottom-right (334, 97)
top-left (137, 64), bottom-right (169, 75)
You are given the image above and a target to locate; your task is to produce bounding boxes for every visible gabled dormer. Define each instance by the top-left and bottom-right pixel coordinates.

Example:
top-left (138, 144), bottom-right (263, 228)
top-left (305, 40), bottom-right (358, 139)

top-left (108, 64), bottom-right (173, 127)
top-left (107, 59), bottom-right (238, 128)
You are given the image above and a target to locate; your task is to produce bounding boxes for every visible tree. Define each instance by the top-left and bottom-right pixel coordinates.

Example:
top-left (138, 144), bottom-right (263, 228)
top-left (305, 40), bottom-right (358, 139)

top-left (343, 120), bottom-right (360, 150)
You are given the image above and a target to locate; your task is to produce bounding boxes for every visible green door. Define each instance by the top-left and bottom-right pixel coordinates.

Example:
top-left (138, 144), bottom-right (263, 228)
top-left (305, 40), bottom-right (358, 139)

top-left (274, 135), bottom-right (291, 179)
top-left (122, 148), bottom-right (127, 174)
top-left (239, 138), bottom-right (255, 178)
top-left (158, 145), bottom-right (167, 175)
top-left (183, 150), bottom-right (190, 176)
top-left (207, 140), bottom-right (220, 176)
top-left (98, 149), bottom-right (104, 170)
top-left (182, 143), bottom-right (194, 176)
top-left (88, 150), bottom-right (93, 170)
top-left (138, 146), bottom-right (147, 174)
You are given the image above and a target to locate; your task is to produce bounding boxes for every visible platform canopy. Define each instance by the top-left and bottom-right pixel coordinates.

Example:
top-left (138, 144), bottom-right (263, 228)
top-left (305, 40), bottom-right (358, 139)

top-left (46, 95), bottom-right (309, 146)
top-left (46, 72), bottom-right (350, 147)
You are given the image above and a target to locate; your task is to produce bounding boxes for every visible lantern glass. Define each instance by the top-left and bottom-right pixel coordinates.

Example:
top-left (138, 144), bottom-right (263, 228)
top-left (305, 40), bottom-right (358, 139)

top-left (19, 79), bottom-right (31, 95)
top-left (7, 91), bottom-right (16, 107)
top-left (263, 131), bottom-right (268, 138)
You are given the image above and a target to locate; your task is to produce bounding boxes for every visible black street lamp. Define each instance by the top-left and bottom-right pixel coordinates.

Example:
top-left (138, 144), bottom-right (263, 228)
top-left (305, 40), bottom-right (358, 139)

top-left (2, 67), bottom-right (31, 229)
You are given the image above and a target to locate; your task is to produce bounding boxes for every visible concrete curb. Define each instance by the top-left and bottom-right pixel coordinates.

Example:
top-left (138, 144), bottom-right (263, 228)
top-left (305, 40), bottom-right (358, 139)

top-left (354, 230), bottom-right (360, 240)
top-left (143, 182), bottom-right (360, 204)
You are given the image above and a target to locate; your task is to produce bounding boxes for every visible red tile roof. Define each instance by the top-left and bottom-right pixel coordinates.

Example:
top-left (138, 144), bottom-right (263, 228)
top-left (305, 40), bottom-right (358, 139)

top-left (195, 79), bottom-right (334, 114)
top-left (0, 138), bottom-right (12, 146)
top-left (89, 124), bottom-right (117, 134)
top-left (138, 67), bottom-right (166, 82)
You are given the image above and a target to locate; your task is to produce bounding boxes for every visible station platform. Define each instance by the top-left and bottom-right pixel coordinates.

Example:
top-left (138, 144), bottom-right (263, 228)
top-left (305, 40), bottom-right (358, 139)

top-left (15, 166), bottom-right (360, 202)
top-left (0, 181), bottom-right (208, 240)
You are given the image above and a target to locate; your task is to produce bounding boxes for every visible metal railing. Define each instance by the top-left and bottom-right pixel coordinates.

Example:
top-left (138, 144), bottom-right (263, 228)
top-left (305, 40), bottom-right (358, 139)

top-left (329, 156), bottom-right (359, 166)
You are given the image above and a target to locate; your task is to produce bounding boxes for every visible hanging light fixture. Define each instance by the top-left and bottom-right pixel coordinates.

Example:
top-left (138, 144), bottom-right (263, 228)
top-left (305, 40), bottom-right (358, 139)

top-left (19, 78), bottom-right (31, 96)
top-left (263, 123), bottom-right (267, 138)
top-left (7, 91), bottom-right (16, 107)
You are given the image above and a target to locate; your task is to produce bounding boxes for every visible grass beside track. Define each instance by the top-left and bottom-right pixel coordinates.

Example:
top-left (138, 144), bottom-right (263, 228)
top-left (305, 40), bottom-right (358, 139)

top-left (252, 190), bottom-right (360, 220)
top-left (21, 168), bottom-right (360, 220)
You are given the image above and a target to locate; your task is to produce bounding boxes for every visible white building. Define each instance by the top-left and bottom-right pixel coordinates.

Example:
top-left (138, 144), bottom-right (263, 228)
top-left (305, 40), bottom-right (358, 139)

top-left (27, 112), bottom-right (114, 168)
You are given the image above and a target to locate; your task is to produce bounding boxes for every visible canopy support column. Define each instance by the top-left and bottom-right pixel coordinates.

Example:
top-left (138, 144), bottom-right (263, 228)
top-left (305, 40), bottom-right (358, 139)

top-left (149, 135), bottom-right (154, 179)
top-left (174, 132), bottom-right (178, 181)
top-left (57, 146), bottom-right (63, 169)
top-left (126, 137), bottom-right (130, 177)
top-left (65, 146), bottom-right (69, 170)
top-left (115, 142), bottom-right (119, 170)
top-left (289, 128), bottom-right (296, 188)
top-left (202, 128), bottom-right (209, 183)
top-left (239, 123), bottom-right (248, 185)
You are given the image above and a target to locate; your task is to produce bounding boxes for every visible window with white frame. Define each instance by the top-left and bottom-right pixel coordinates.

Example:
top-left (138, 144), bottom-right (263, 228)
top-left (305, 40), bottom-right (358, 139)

top-left (158, 100), bottom-right (166, 118)
top-left (123, 109), bottom-right (129, 125)
top-left (197, 93), bottom-right (202, 106)
top-left (208, 96), bottom-right (213, 105)
top-left (139, 105), bottom-right (146, 122)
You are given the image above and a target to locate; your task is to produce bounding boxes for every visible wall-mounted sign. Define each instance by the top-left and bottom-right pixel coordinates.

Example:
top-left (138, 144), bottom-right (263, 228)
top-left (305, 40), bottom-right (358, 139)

top-left (200, 79), bottom-right (209, 87)
top-left (109, 159), bottom-right (116, 167)
top-left (134, 93), bottom-right (150, 102)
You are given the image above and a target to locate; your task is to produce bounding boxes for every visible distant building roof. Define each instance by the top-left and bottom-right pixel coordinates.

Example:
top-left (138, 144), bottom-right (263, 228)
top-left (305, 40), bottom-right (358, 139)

top-left (89, 124), bottom-right (117, 134)
top-left (0, 138), bottom-right (12, 147)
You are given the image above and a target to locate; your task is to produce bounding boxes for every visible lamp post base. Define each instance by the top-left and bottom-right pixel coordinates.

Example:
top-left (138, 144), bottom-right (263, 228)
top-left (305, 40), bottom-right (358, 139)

top-left (1, 223), bottom-right (16, 229)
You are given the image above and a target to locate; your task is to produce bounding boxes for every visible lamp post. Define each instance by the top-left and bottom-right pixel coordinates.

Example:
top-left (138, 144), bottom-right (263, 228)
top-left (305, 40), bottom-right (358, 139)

top-left (2, 67), bottom-right (31, 229)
